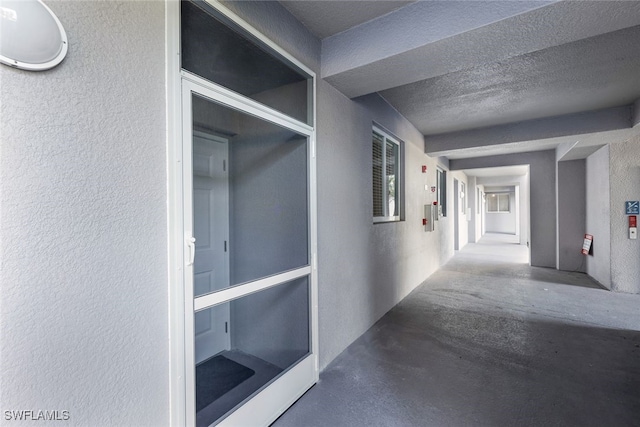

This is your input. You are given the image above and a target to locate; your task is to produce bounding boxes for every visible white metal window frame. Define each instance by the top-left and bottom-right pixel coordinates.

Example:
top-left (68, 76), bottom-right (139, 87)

top-left (372, 125), bottom-right (402, 223)
top-left (166, 1), bottom-right (319, 426)
top-left (486, 193), bottom-right (511, 213)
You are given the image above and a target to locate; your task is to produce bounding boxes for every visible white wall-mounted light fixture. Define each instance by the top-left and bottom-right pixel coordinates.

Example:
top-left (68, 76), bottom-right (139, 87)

top-left (0, 0), bottom-right (67, 71)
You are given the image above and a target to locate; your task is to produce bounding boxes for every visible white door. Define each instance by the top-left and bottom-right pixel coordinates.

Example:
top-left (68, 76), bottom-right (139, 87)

top-left (193, 131), bottom-right (230, 364)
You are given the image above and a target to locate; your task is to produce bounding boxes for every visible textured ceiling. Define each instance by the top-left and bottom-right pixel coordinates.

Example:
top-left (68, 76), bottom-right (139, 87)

top-left (380, 25), bottom-right (640, 135)
top-left (280, 1), bottom-right (414, 39)
top-left (278, 0), bottom-right (640, 161)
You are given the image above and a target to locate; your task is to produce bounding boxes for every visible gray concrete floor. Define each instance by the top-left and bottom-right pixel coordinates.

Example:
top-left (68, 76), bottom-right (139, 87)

top-left (272, 234), bottom-right (640, 427)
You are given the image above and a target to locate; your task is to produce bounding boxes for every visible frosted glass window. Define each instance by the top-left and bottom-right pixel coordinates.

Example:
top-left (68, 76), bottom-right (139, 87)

top-left (487, 193), bottom-right (510, 213)
top-left (499, 194), bottom-right (510, 212)
top-left (181, 0), bottom-right (313, 125)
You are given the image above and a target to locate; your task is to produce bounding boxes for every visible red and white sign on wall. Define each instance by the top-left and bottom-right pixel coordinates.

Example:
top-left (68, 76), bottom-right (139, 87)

top-left (581, 234), bottom-right (593, 255)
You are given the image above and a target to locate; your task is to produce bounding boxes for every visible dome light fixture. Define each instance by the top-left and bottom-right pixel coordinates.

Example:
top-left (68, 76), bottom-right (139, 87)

top-left (0, 0), bottom-right (68, 71)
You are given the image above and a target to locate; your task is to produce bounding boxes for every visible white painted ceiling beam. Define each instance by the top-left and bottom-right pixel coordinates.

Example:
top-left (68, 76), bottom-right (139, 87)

top-left (556, 140), bottom-right (580, 162)
top-left (425, 105), bottom-right (633, 158)
top-left (322, 0), bottom-right (552, 76)
top-left (323, 1), bottom-right (640, 98)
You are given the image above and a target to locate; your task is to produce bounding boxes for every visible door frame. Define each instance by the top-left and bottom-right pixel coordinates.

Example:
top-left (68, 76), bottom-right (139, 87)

top-left (453, 178), bottom-right (460, 250)
top-left (166, 2), bottom-right (319, 426)
top-left (182, 78), bottom-right (317, 427)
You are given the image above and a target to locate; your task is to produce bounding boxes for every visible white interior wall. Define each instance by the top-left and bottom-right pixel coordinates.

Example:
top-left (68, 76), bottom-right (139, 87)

top-left (515, 185), bottom-right (520, 236)
top-left (467, 176), bottom-right (478, 243)
top-left (0, 2), bottom-right (169, 425)
top-left (453, 179), bottom-right (459, 248)
top-left (556, 159), bottom-right (587, 272)
top-left (521, 172), bottom-right (530, 248)
top-left (585, 145), bottom-right (612, 288)
top-left (484, 191), bottom-right (517, 234)
top-left (477, 184), bottom-right (486, 239)
top-left (451, 171), bottom-right (469, 250)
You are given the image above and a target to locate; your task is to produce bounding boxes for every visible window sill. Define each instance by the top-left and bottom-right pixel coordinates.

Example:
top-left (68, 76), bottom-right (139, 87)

top-left (373, 216), bottom-right (401, 224)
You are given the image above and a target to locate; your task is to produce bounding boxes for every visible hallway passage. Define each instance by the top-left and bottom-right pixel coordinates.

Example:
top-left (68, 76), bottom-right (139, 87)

top-left (273, 234), bottom-right (640, 426)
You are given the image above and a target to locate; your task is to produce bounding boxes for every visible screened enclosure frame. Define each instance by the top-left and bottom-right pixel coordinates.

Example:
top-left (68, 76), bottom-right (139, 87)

top-left (167, 1), bottom-right (319, 426)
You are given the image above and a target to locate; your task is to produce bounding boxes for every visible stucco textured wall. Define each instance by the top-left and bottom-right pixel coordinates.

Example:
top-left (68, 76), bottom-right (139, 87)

top-left (0, 1), bottom-right (168, 425)
top-left (585, 146), bottom-right (611, 288)
top-left (317, 87), bottom-right (450, 369)
top-left (557, 160), bottom-right (586, 272)
top-left (609, 136), bottom-right (640, 293)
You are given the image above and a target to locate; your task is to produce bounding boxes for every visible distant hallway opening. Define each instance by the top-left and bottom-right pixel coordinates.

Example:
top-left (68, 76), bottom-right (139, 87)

top-left (462, 232), bottom-right (529, 265)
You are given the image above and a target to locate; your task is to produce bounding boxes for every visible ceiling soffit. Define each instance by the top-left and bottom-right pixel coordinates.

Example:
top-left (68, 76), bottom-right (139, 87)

top-left (322, 1), bottom-right (640, 98)
top-left (280, 0), bottom-right (415, 39)
top-left (277, 1), bottom-right (640, 161)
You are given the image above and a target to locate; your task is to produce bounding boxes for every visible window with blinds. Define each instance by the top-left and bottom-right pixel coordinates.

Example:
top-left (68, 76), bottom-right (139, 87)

top-left (372, 127), bottom-right (402, 222)
top-left (373, 132), bottom-right (384, 217)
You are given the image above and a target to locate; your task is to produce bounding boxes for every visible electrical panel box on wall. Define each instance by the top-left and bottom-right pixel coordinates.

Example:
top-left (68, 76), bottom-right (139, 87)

top-left (424, 204), bottom-right (435, 232)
